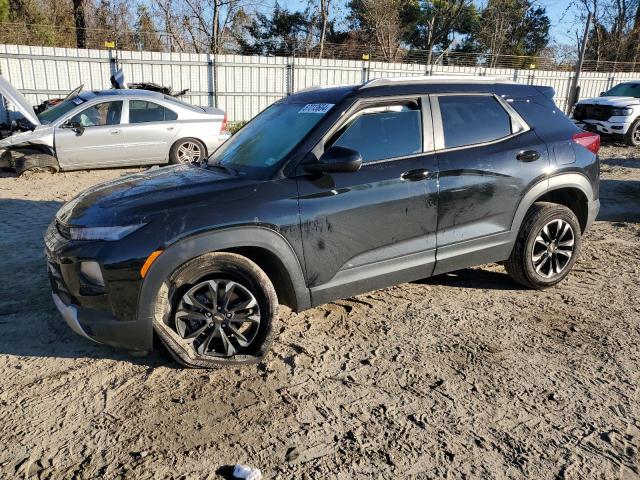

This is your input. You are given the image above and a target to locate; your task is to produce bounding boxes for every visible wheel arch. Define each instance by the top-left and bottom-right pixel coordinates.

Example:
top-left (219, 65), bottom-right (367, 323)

top-left (511, 173), bottom-right (594, 236)
top-left (137, 226), bottom-right (311, 345)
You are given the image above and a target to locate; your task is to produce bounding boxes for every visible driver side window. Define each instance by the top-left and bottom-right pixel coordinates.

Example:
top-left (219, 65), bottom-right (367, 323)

top-left (69, 101), bottom-right (122, 127)
top-left (330, 102), bottom-right (423, 163)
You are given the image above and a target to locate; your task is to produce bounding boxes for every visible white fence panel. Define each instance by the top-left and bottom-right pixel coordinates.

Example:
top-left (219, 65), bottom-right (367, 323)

top-left (1, 43), bottom-right (639, 123)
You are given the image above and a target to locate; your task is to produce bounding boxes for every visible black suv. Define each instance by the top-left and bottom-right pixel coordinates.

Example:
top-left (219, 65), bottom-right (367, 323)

top-left (45, 77), bottom-right (600, 367)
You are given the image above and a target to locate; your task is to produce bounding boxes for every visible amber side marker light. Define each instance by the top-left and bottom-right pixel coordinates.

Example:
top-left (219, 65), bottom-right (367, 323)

top-left (141, 250), bottom-right (163, 278)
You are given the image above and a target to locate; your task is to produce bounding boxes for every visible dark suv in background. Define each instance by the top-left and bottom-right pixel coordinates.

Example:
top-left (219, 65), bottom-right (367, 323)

top-left (45, 77), bottom-right (600, 368)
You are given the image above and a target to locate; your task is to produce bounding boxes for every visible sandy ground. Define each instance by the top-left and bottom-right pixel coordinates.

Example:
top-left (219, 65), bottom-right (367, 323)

top-left (0, 145), bottom-right (639, 479)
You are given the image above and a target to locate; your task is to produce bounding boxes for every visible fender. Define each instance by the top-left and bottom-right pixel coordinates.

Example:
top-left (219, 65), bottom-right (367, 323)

top-left (510, 172), bottom-right (595, 234)
top-left (136, 226), bottom-right (311, 349)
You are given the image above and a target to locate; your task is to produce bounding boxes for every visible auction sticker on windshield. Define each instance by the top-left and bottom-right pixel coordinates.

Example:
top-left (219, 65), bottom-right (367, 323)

top-left (299, 103), bottom-right (334, 114)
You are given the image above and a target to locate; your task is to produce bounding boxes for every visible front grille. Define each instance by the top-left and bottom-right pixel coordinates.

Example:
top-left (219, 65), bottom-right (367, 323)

top-left (56, 221), bottom-right (71, 239)
top-left (573, 104), bottom-right (615, 121)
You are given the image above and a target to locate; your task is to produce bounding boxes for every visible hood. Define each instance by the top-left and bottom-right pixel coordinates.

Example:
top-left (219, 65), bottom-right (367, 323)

top-left (0, 125), bottom-right (54, 149)
top-left (56, 164), bottom-right (256, 227)
top-left (0, 75), bottom-right (40, 125)
top-left (577, 96), bottom-right (640, 107)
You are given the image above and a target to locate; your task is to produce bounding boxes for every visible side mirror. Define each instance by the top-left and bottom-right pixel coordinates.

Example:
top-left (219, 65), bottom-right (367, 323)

top-left (64, 120), bottom-right (85, 135)
top-left (305, 146), bottom-right (362, 174)
top-left (600, 91), bottom-right (606, 96)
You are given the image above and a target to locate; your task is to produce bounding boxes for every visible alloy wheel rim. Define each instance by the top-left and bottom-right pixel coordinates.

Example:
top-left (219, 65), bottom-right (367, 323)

top-left (177, 141), bottom-right (202, 163)
top-left (634, 125), bottom-right (640, 143)
top-left (174, 279), bottom-right (260, 357)
top-left (531, 219), bottom-right (575, 278)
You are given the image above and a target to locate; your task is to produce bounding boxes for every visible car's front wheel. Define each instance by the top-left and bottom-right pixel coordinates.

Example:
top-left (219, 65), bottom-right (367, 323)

top-left (154, 252), bottom-right (278, 368)
top-left (624, 118), bottom-right (640, 147)
top-left (505, 202), bottom-right (582, 289)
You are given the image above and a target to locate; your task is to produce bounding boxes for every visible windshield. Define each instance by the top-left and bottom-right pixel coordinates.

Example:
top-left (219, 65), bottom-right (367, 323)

top-left (603, 83), bottom-right (640, 98)
top-left (209, 101), bottom-right (333, 175)
top-left (37, 96), bottom-right (85, 124)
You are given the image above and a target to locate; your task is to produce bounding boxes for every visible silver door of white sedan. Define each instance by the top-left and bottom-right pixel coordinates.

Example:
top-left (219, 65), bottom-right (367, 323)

top-left (123, 99), bottom-right (182, 164)
top-left (55, 100), bottom-right (125, 170)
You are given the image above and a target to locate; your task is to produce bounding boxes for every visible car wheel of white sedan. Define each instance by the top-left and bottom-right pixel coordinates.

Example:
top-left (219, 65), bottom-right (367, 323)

top-left (170, 138), bottom-right (206, 164)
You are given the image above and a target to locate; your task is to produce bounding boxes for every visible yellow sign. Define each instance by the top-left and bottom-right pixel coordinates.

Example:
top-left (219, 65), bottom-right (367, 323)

top-left (529, 63), bottom-right (536, 69)
top-left (362, 53), bottom-right (370, 61)
top-left (104, 41), bottom-right (116, 49)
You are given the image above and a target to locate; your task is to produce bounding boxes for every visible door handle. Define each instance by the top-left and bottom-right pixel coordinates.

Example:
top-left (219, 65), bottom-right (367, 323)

top-left (516, 150), bottom-right (540, 162)
top-left (401, 168), bottom-right (430, 181)
top-left (167, 126), bottom-right (175, 131)
top-left (109, 129), bottom-right (121, 135)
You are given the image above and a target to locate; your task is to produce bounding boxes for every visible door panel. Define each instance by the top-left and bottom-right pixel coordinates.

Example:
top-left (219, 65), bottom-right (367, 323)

top-left (56, 126), bottom-right (125, 169)
top-left (297, 157), bottom-right (438, 305)
top-left (123, 100), bottom-right (181, 164)
top-left (55, 101), bottom-right (125, 169)
top-left (123, 122), bottom-right (181, 164)
top-left (436, 130), bottom-right (549, 246)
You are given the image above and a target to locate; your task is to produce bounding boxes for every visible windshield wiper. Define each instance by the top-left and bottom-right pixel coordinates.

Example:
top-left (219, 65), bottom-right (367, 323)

top-left (205, 161), bottom-right (238, 176)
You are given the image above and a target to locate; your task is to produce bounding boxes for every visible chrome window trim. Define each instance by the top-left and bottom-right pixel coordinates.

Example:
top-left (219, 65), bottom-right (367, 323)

top-left (431, 93), bottom-right (531, 152)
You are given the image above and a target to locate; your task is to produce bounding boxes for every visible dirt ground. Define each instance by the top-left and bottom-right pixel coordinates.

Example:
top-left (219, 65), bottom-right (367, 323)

top-left (0, 144), bottom-right (639, 479)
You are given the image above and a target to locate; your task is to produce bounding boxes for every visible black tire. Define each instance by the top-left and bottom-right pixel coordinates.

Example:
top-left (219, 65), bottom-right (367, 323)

top-left (505, 202), bottom-right (582, 289)
top-left (169, 137), bottom-right (206, 164)
top-left (13, 151), bottom-right (60, 175)
top-left (624, 119), bottom-right (640, 147)
top-left (153, 252), bottom-right (279, 368)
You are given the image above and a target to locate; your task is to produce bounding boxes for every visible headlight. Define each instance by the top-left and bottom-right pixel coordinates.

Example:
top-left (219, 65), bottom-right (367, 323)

top-left (611, 107), bottom-right (633, 116)
top-left (69, 224), bottom-right (146, 241)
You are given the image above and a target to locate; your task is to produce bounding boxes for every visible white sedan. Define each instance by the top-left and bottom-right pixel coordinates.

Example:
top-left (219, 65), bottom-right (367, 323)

top-left (0, 75), bottom-right (230, 174)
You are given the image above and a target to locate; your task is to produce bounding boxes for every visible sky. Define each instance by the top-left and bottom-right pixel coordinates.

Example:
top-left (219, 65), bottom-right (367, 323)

top-left (272, 0), bottom-right (583, 47)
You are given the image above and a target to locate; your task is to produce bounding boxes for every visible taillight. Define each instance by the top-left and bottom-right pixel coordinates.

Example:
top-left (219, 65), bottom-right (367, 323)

top-left (220, 113), bottom-right (228, 133)
top-left (572, 131), bottom-right (600, 154)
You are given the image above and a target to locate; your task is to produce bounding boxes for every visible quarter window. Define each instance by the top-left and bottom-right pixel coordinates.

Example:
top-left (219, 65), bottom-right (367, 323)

top-left (438, 95), bottom-right (512, 149)
top-left (68, 101), bottom-right (122, 127)
top-left (129, 100), bottom-right (178, 123)
top-left (331, 103), bottom-right (422, 163)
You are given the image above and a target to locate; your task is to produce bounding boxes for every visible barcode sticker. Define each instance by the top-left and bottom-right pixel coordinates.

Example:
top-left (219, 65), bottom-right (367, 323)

top-left (299, 103), bottom-right (334, 114)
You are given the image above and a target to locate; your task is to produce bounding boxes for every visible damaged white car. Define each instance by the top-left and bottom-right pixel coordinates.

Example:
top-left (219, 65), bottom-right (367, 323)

top-left (0, 75), bottom-right (229, 174)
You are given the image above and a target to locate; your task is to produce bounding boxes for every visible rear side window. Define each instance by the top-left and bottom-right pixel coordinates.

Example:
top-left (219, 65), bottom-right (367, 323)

top-left (332, 103), bottom-right (422, 162)
top-left (439, 95), bottom-right (512, 149)
top-left (129, 100), bottom-right (178, 123)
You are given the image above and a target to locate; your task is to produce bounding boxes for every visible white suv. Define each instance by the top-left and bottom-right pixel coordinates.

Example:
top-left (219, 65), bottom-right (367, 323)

top-left (572, 81), bottom-right (640, 146)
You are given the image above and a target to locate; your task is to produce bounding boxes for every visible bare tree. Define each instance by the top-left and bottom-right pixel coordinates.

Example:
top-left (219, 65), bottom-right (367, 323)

top-left (360, 0), bottom-right (406, 61)
top-left (413, 0), bottom-right (473, 65)
top-left (318, 0), bottom-right (331, 58)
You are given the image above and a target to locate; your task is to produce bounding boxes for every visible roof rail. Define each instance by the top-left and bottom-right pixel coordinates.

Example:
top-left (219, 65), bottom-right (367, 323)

top-left (359, 75), bottom-right (508, 89)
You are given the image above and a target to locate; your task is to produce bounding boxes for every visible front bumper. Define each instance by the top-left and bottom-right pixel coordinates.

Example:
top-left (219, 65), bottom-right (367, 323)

top-left (52, 292), bottom-right (99, 343)
top-left (45, 221), bottom-right (152, 351)
top-left (574, 118), bottom-right (633, 135)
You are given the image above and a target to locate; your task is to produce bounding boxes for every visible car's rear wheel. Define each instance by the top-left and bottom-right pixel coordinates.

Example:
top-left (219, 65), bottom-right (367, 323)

top-left (154, 252), bottom-right (278, 368)
top-left (505, 202), bottom-right (582, 289)
top-left (169, 138), bottom-right (206, 164)
top-left (624, 119), bottom-right (640, 147)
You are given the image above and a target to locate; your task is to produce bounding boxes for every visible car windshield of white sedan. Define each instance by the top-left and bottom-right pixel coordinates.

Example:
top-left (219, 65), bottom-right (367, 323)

top-left (210, 102), bottom-right (333, 173)
top-left (603, 83), bottom-right (640, 97)
top-left (37, 96), bottom-right (86, 124)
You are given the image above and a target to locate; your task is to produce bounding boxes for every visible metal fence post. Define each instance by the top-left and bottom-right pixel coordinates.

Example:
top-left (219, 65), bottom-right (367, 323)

top-left (207, 55), bottom-right (216, 108)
